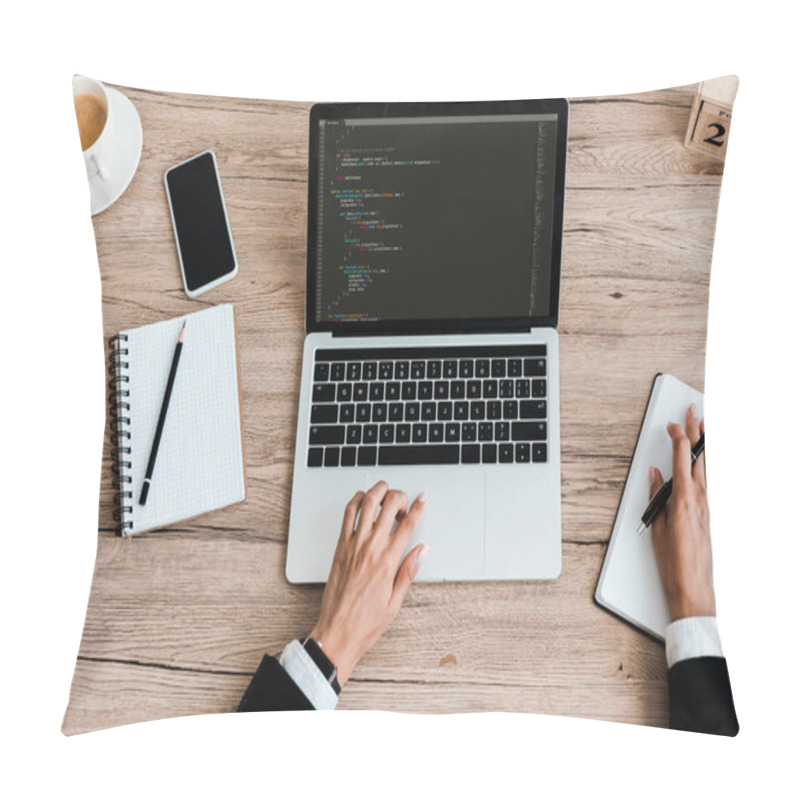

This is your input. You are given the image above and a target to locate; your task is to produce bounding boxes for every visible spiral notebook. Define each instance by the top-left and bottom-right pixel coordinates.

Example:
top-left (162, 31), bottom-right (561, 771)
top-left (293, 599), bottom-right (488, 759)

top-left (594, 374), bottom-right (703, 640)
top-left (108, 304), bottom-right (246, 535)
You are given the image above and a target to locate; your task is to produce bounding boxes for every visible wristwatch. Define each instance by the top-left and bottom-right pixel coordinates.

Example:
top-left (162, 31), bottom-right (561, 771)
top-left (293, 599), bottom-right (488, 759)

top-left (301, 636), bottom-right (341, 695)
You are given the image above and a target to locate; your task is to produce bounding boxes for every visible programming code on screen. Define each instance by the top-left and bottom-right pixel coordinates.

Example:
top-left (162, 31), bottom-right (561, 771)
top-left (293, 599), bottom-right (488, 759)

top-left (314, 115), bottom-right (559, 324)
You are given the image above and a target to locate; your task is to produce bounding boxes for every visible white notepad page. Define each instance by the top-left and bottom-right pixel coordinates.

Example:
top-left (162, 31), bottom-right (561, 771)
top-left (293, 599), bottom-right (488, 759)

top-left (120, 304), bottom-right (245, 534)
top-left (595, 374), bottom-right (703, 640)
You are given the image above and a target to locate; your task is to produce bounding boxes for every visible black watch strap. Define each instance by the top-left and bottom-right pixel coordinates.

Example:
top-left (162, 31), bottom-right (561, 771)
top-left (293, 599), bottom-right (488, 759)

top-left (301, 637), bottom-right (341, 695)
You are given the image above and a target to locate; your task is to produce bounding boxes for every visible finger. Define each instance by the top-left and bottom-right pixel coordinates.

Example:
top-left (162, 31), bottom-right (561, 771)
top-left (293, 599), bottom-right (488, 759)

top-left (387, 493), bottom-right (428, 564)
top-left (649, 466), bottom-right (667, 538)
top-left (338, 491), bottom-right (364, 546)
top-left (697, 418), bottom-right (707, 484)
top-left (372, 488), bottom-right (409, 540)
top-left (685, 403), bottom-right (706, 489)
top-left (667, 422), bottom-right (692, 492)
top-left (390, 543), bottom-right (429, 613)
top-left (355, 480), bottom-right (389, 539)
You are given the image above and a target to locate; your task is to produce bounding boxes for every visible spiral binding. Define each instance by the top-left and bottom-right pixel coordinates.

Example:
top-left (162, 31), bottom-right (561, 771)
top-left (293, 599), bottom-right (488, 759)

top-left (108, 334), bottom-right (133, 535)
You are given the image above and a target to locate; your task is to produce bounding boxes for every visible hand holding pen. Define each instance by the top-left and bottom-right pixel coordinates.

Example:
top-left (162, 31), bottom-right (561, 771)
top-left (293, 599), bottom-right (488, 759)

top-left (647, 405), bottom-right (717, 622)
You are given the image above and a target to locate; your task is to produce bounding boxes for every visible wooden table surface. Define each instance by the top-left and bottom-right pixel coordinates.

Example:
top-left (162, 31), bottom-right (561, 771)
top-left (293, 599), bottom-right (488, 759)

top-left (62, 81), bottom-right (725, 735)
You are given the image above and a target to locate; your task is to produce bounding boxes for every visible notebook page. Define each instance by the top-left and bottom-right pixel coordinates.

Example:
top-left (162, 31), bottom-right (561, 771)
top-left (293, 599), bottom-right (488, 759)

top-left (595, 374), bottom-right (703, 640)
top-left (123, 304), bottom-right (245, 534)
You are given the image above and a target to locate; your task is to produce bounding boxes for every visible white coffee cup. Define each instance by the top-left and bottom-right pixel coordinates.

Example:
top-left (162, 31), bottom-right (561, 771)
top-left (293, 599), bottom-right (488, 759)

top-left (73, 75), bottom-right (114, 183)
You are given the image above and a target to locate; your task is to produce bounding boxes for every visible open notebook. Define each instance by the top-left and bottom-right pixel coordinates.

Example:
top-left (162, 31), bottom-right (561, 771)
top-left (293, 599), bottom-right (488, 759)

top-left (108, 304), bottom-right (245, 535)
top-left (595, 374), bottom-right (703, 640)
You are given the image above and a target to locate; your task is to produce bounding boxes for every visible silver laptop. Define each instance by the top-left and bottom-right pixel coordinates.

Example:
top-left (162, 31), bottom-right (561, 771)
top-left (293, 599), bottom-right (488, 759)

top-left (286, 99), bottom-right (569, 582)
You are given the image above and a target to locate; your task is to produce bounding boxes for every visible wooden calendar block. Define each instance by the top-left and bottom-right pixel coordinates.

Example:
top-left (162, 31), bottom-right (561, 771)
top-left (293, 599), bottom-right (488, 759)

top-left (685, 75), bottom-right (738, 160)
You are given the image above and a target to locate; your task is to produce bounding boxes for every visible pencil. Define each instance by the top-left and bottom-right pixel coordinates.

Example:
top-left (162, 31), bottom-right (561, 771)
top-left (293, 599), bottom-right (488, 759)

top-left (139, 321), bottom-right (186, 506)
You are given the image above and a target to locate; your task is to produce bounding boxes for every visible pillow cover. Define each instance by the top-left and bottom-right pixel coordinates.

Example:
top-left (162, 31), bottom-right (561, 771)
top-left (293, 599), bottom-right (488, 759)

top-left (63, 77), bottom-right (736, 734)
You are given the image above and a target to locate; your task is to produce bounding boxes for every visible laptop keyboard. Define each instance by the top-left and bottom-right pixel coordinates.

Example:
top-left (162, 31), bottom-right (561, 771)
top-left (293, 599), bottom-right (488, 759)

top-left (306, 345), bottom-right (549, 468)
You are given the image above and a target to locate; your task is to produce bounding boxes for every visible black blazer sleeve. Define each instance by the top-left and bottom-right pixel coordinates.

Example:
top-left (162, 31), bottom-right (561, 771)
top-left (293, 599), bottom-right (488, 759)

top-left (667, 656), bottom-right (739, 736)
top-left (237, 654), bottom-right (314, 712)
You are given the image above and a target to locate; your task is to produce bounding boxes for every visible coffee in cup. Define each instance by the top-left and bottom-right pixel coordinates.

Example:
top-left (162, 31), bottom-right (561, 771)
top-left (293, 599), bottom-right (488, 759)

top-left (74, 92), bottom-right (108, 151)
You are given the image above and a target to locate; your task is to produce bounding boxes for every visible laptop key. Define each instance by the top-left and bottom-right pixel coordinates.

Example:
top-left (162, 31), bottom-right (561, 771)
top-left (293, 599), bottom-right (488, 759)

top-left (499, 380), bottom-right (514, 398)
top-left (339, 404), bottom-right (355, 423)
top-left (379, 444), bottom-right (459, 466)
top-left (396, 423), bottom-right (411, 443)
top-left (410, 361), bottom-right (425, 379)
top-left (483, 379), bottom-right (497, 398)
top-left (455, 402), bottom-right (469, 420)
top-left (467, 380), bottom-right (481, 398)
top-left (395, 361), bottom-right (409, 379)
top-left (307, 448), bottom-right (323, 467)
top-left (347, 425), bottom-right (362, 445)
top-left (476, 359), bottom-right (490, 378)
top-left (386, 382), bottom-right (401, 400)
top-left (459, 360), bottom-right (474, 378)
top-left (356, 403), bottom-right (371, 422)
top-left (363, 425), bottom-right (378, 444)
top-left (482, 443), bottom-right (497, 463)
top-left (427, 360), bottom-right (442, 379)
top-left (369, 383), bottom-right (384, 401)
top-left (443, 360), bottom-right (458, 378)
top-left (495, 421), bottom-right (510, 441)
top-left (314, 363), bottom-right (330, 382)
top-left (471, 401), bottom-right (485, 420)
top-left (445, 422), bottom-right (461, 441)
top-left (515, 443), bottom-right (531, 463)
top-left (311, 404), bottom-right (338, 424)
top-left (434, 381), bottom-right (449, 399)
top-left (372, 403), bottom-right (387, 422)
top-left (313, 384), bottom-right (335, 403)
top-left (337, 383), bottom-right (352, 402)
top-left (532, 444), bottom-right (547, 462)
top-left (503, 400), bottom-right (518, 419)
top-left (437, 401), bottom-right (453, 420)
top-left (413, 423), bottom-right (427, 443)
top-left (324, 447), bottom-right (340, 467)
top-left (531, 379), bottom-right (547, 398)
top-left (331, 363), bottom-right (346, 382)
top-left (487, 401), bottom-right (502, 420)
top-left (402, 381), bottom-right (417, 400)
top-left (357, 446), bottom-right (377, 467)
top-left (462, 422), bottom-right (477, 442)
top-left (353, 382), bottom-right (368, 401)
top-left (341, 446), bottom-right (356, 466)
top-left (380, 424), bottom-right (394, 443)
top-left (499, 443), bottom-right (514, 463)
top-left (524, 358), bottom-right (546, 377)
top-left (491, 359), bottom-right (506, 378)
top-left (405, 402), bottom-right (420, 421)
top-left (451, 380), bottom-right (466, 399)
top-left (347, 362), bottom-right (361, 381)
top-left (379, 362), bottom-right (393, 380)
top-left (512, 422), bottom-right (547, 441)
top-left (422, 402), bottom-right (436, 421)
top-left (520, 400), bottom-right (547, 419)
top-left (508, 359), bottom-right (522, 377)
top-left (363, 362), bottom-right (377, 380)
top-left (389, 402), bottom-right (404, 421)
top-left (419, 381), bottom-right (433, 400)
top-left (429, 423), bottom-right (444, 442)
top-left (479, 422), bottom-right (493, 441)
top-left (461, 444), bottom-right (480, 464)
top-left (309, 425), bottom-right (345, 445)
top-left (515, 379), bottom-right (530, 398)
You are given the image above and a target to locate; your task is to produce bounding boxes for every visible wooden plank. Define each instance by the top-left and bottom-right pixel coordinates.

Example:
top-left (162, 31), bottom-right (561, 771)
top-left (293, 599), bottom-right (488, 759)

top-left (65, 79), bottom-right (723, 734)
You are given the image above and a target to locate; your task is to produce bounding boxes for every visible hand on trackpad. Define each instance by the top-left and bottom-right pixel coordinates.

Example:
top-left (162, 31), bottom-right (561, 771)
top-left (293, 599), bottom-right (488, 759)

top-left (365, 469), bottom-right (485, 581)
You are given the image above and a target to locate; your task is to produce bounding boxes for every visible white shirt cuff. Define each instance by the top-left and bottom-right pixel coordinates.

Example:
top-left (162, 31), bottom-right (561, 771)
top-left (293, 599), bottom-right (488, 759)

top-left (665, 616), bottom-right (724, 669)
top-left (278, 640), bottom-right (339, 710)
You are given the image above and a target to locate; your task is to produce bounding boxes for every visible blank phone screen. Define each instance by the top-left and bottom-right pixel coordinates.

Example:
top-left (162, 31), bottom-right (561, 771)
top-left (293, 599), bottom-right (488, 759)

top-left (166, 152), bottom-right (236, 292)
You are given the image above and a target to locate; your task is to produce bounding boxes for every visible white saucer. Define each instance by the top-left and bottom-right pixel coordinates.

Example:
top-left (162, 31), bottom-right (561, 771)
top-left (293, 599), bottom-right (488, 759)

top-left (88, 87), bottom-right (143, 216)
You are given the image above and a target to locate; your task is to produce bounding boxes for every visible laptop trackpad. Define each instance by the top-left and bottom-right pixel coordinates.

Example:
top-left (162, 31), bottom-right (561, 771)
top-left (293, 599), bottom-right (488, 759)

top-left (365, 468), bottom-right (485, 581)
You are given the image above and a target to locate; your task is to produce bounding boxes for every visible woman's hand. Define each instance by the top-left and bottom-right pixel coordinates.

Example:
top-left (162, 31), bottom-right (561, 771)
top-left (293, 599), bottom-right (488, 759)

top-left (309, 481), bottom-right (429, 686)
top-left (650, 404), bottom-right (716, 622)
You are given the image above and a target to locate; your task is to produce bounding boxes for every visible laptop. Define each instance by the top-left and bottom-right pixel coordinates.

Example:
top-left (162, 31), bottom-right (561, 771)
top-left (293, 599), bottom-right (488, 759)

top-left (286, 99), bottom-right (569, 583)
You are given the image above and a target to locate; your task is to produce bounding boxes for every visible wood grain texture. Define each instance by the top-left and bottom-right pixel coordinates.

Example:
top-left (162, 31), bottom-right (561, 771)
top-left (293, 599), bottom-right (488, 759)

top-left (62, 80), bottom-right (725, 735)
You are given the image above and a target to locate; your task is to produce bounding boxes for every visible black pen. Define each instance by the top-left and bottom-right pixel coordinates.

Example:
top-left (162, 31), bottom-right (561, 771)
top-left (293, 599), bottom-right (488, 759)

top-left (636, 433), bottom-right (704, 535)
top-left (139, 321), bottom-right (186, 506)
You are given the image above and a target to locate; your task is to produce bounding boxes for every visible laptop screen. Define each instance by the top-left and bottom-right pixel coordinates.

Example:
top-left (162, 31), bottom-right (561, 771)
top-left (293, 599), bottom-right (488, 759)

top-left (307, 100), bottom-right (568, 334)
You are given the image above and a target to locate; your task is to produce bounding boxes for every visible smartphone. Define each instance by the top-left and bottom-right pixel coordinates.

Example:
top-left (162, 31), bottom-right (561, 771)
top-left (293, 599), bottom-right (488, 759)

top-left (165, 150), bottom-right (238, 298)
